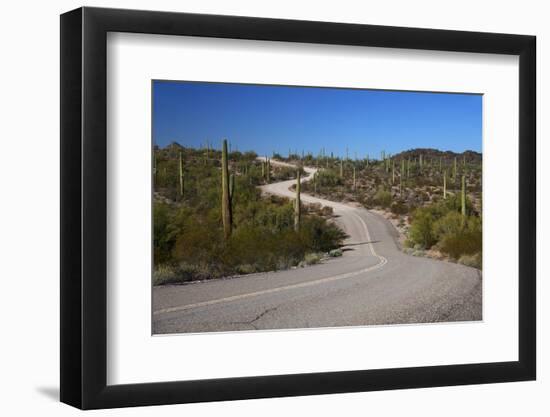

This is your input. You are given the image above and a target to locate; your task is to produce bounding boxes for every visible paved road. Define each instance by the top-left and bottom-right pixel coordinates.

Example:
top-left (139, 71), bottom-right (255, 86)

top-left (153, 160), bottom-right (481, 334)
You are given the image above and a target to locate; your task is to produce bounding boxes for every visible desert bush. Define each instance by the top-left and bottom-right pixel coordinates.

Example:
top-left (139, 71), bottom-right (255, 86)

top-left (317, 169), bottom-right (342, 187)
top-left (321, 206), bottom-right (334, 216)
top-left (408, 209), bottom-right (437, 249)
top-left (308, 202), bottom-right (322, 212)
top-left (432, 211), bottom-right (463, 241)
top-left (272, 166), bottom-right (305, 181)
top-left (458, 252), bottom-right (482, 269)
top-left (390, 200), bottom-right (409, 215)
top-left (302, 252), bottom-right (323, 266)
top-left (406, 194), bottom-right (482, 261)
top-left (153, 264), bottom-right (179, 285)
top-left (374, 188), bottom-right (392, 208)
top-left (438, 228), bottom-right (481, 260)
top-left (153, 262), bottom-right (213, 285)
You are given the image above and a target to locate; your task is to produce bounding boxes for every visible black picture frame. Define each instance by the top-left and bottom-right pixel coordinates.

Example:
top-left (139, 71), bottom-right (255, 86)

top-left (60, 6), bottom-right (536, 410)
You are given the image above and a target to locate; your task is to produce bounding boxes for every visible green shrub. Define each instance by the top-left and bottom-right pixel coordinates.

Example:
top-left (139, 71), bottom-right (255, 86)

top-left (391, 200), bottom-right (409, 215)
top-left (153, 264), bottom-right (179, 285)
top-left (408, 208), bottom-right (436, 249)
top-left (272, 166), bottom-right (305, 181)
top-left (432, 211), bottom-right (463, 241)
top-left (303, 252), bottom-right (323, 266)
top-left (321, 206), bottom-right (334, 216)
top-left (374, 188), bottom-right (392, 208)
top-left (458, 252), bottom-right (482, 269)
top-left (317, 169), bottom-right (342, 187)
top-left (406, 194), bottom-right (481, 259)
top-left (439, 229), bottom-right (481, 259)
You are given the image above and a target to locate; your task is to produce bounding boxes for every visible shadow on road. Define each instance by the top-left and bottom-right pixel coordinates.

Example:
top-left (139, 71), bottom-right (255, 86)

top-left (343, 240), bottom-right (380, 247)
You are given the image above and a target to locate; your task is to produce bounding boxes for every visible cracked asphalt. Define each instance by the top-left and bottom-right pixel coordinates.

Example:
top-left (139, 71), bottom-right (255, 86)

top-left (152, 160), bottom-right (482, 334)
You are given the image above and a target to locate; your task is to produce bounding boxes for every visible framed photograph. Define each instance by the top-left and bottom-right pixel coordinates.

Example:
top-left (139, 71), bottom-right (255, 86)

top-left (60, 7), bottom-right (536, 409)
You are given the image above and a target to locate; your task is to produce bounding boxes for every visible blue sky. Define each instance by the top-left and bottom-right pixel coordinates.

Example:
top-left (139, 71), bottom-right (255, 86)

top-left (152, 81), bottom-right (482, 158)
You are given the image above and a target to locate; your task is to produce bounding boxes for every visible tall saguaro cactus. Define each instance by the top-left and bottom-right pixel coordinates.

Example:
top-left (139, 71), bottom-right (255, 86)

top-left (443, 170), bottom-right (447, 199)
top-left (229, 173), bottom-right (235, 201)
top-left (294, 170), bottom-right (301, 231)
top-left (266, 158), bottom-right (271, 182)
top-left (221, 139), bottom-right (232, 239)
top-left (340, 159), bottom-right (344, 179)
top-left (178, 152), bottom-right (184, 197)
top-left (461, 175), bottom-right (466, 217)
top-left (313, 172), bottom-right (317, 193)
top-left (153, 153), bottom-right (157, 187)
top-left (454, 157), bottom-right (458, 183)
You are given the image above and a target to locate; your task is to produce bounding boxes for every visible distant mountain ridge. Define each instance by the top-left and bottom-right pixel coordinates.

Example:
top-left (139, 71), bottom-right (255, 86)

top-left (392, 148), bottom-right (482, 163)
top-left (158, 143), bottom-right (482, 163)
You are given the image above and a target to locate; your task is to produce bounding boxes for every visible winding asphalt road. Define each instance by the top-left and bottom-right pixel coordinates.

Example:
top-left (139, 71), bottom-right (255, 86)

top-left (153, 160), bottom-right (481, 334)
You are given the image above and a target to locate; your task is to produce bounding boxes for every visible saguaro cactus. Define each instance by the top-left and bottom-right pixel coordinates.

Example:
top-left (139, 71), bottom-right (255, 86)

top-left (229, 173), bottom-right (235, 201)
top-left (353, 165), bottom-right (356, 190)
top-left (313, 172), bottom-right (317, 193)
top-left (391, 159), bottom-right (395, 184)
top-left (153, 153), bottom-right (157, 187)
top-left (294, 170), bottom-right (301, 231)
top-left (178, 152), bottom-right (184, 197)
top-left (340, 159), bottom-right (344, 178)
top-left (443, 170), bottom-right (447, 199)
top-left (461, 175), bottom-right (466, 217)
top-left (221, 139), bottom-right (232, 239)
top-left (266, 158), bottom-right (271, 182)
top-left (454, 157), bottom-right (458, 183)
